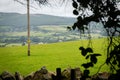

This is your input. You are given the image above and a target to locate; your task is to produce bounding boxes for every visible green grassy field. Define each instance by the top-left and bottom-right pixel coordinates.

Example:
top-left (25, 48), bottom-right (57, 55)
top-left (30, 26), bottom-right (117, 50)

top-left (0, 38), bottom-right (109, 76)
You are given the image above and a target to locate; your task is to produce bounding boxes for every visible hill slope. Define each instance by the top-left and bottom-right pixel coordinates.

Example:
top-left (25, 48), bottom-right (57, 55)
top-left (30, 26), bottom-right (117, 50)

top-left (0, 38), bottom-right (109, 75)
top-left (0, 12), bottom-right (76, 26)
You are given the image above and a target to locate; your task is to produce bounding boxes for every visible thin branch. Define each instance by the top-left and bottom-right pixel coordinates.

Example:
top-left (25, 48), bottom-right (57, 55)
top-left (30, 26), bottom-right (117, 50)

top-left (96, 62), bottom-right (106, 74)
top-left (14, 0), bottom-right (38, 9)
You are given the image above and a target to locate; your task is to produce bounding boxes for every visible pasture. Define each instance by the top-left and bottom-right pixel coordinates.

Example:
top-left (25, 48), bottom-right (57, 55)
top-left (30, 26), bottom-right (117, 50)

top-left (0, 38), bottom-right (109, 76)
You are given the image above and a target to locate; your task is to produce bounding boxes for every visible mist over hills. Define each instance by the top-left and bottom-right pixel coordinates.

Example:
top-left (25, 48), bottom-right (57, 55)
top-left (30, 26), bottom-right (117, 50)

top-left (0, 12), bottom-right (76, 26)
top-left (0, 12), bottom-right (107, 44)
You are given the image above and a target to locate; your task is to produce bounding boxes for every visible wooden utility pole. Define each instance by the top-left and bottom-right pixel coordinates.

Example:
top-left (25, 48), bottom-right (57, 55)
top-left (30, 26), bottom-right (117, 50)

top-left (27, 0), bottom-right (30, 56)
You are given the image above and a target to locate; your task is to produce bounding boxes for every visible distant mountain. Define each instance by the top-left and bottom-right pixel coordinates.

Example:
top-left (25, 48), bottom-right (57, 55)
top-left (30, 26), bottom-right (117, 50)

top-left (0, 12), bottom-right (76, 26)
top-left (0, 12), bottom-right (108, 44)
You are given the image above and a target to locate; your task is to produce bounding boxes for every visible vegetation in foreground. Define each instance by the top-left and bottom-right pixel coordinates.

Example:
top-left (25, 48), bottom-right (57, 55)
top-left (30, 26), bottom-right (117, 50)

top-left (0, 38), bottom-right (109, 75)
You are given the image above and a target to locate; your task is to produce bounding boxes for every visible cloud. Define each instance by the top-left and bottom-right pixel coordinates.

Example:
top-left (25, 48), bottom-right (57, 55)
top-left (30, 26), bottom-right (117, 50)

top-left (0, 0), bottom-right (26, 13)
top-left (0, 0), bottom-right (75, 17)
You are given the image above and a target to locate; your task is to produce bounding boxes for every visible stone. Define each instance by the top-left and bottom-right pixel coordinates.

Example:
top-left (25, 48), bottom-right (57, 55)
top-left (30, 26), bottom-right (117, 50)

top-left (61, 67), bottom-right (82, 80)
top-left (15, 72), bottom-right (23, 80)
top-left (1, 71), bottom-right (15, 80)
top-left (40, 66), bottom-right (48, 74)
top-left (62, 68), bottom-right (71, 80)
top-left (0, 77), bottom-right (2, 80)
top-left (98, 72), bottom-right (110, 80)
top-left (75, 67), bottom-right (82, 79)
top-left (24, 72), bottom-right (34, 80)
top-left (91, 72), bottom-right (110, 80)
top-left (32, 67), bottom-right (53, 80)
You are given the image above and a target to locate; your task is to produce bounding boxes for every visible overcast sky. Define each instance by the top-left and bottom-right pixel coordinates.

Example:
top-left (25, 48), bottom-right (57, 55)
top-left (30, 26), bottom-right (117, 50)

top-left (0, 0), bottom-right (75, 17)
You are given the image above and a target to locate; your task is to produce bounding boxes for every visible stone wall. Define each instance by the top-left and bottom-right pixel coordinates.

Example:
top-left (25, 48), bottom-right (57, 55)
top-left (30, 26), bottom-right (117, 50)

top-left (0, 67), bottom-right (110, 80)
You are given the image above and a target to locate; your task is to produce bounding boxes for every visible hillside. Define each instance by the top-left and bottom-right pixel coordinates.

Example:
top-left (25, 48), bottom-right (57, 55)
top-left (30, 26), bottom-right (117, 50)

top-left (0, 12), bottom-right (106, 44)
top-left (0, 38), bottom-right (109, 75)
top-left (0, 12), bottom-right (76, 26)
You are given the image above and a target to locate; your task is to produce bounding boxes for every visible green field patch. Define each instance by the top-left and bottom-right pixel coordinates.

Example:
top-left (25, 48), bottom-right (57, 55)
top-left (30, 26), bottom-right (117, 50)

top-left (0, 38), bottom-right (109, 75)
top-left (38, 25), bottom-right (67, 32)
top-left (1, 32), bottom-right (27, 36)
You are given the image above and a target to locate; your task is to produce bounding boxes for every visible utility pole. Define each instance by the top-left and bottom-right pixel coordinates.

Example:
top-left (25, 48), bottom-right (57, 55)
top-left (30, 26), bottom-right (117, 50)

top-left (27, 0), bottom-right (30, 56)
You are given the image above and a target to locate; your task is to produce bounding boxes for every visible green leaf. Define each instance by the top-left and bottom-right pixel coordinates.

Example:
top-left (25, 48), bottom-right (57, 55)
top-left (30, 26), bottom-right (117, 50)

top-left (106, 58), bottom-right (110, 65)
top-left (79, 47), bottom-right (84, 50)
top-left (77, 16), bottom-right (82, 21)
top-left (79, 47), bottom-right (87, 56)
top-left (90, 55), bottom-right (97, 64)
top-left (118, 63), bottom-right (120, 67)
top-left (112, 60), bottom-right (117, 65)
top-left (85, 47), bottom-right (93, 53)
top-left (73, 9), bottom-right (79, 15)
top-left (82, 62), bottom-right (93, 68)
top-left (93, 54), bottom-right (101, 56)
top-left (72, 0), bottom-right (78, 9)
top-left (81, 50), bottom-right (87, 56)
top-left (72, 23), bottom-right (77, 30)
top-left (83, 70), bottom-right (90, 77)
top-left (77, 0), bottom-right (80, 2)
top-left (86, 55), bottom-right (90, 59)
top-left (87, 62), bottom-right (94, 67)
top-left (81, 63), bottom-right (89, 68)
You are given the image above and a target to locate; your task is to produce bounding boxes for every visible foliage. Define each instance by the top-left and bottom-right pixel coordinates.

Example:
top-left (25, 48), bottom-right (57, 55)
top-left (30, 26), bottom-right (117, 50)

top-left (14, 0), bottom-right (48, 6)
top-left (71, 0), bottom-right (120, 79)
top-left (72, 0), bottom-right (120, 31)
top-left (34, 0), bottom-right (48, 5)
top-left (79, 47), bottom-right (101, 79)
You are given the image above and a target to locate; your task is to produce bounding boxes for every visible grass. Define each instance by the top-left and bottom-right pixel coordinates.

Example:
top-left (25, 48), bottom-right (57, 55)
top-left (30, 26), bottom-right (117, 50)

top-left (0, 38), bottom-right (109, 76)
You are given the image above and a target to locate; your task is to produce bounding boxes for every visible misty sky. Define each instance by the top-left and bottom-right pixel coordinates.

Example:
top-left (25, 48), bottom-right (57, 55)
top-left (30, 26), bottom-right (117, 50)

top-left (0, 0), bottom-right (75, 17)
top-left (0, 0), bottom-right (120, 17)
